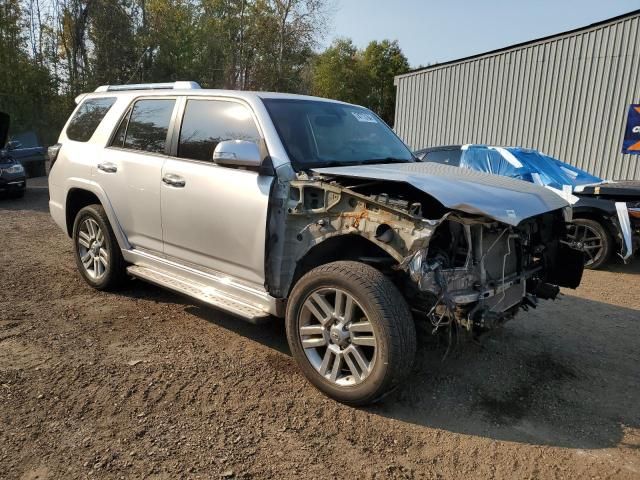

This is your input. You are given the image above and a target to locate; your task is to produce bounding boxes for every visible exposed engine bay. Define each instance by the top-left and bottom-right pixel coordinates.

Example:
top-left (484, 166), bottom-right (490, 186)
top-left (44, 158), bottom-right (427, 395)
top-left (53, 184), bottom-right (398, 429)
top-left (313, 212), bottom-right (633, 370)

top-left (266, 162), bottom-right (584, 336)
top-left (400, 214), bottom-right (583, 334)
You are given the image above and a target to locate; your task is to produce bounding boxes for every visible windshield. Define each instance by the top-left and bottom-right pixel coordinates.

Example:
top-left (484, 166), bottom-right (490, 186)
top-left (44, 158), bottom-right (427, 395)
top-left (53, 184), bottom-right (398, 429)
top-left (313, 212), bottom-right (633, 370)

top-left (262, 98), bottom-right (414, 169)
top-left (459, 146), bottom-right (602, 189)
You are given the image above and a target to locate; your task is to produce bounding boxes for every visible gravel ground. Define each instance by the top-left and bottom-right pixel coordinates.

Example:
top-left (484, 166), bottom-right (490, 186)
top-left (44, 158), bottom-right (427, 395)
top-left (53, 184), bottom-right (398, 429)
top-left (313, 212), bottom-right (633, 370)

top-left (1, 178), bottom-right (639, 479)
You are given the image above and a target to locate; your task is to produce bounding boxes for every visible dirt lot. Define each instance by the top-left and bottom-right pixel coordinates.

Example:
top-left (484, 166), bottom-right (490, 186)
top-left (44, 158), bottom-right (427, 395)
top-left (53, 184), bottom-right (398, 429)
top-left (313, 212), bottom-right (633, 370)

top-left (1, 178), bottom-right (639, 479)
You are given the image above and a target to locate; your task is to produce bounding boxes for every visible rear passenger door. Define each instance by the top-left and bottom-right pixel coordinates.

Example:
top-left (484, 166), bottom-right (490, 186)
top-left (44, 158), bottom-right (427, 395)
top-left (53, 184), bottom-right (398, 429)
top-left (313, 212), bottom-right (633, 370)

top-left (160, 97), bottom-right (272, 287)
top-left (97, 97), bottom-right (177, 253)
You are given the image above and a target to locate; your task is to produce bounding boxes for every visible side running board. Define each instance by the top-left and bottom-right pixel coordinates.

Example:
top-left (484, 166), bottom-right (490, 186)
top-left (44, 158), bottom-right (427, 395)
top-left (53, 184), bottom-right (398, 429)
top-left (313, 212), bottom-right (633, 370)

top-left (127, 265), bottom-right (272, 323)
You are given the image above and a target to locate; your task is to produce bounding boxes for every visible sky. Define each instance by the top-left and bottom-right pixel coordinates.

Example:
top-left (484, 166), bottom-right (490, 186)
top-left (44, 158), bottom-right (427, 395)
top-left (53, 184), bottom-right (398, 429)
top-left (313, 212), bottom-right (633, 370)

top-left (326, 0), bottom-right (640, 67)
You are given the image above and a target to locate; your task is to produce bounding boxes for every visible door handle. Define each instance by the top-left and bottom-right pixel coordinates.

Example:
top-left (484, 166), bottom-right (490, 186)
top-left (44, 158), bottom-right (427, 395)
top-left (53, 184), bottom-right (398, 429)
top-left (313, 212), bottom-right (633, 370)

top-left (162, 174), bottom-right (186, 188)
top-left (97, 162), bottom-right (118, 173)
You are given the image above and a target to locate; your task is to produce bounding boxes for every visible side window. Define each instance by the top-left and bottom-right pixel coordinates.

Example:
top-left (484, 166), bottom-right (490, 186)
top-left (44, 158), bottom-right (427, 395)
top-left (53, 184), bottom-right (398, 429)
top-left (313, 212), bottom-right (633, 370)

top-left (66, 97), bottom-right (117, 142)
top-left (178, 99), bottom-right (260, 162)
top-left (111, 107), bottom-right (131, 148)
top-left (116, 99), bottom-right (176, 154)
top-left (425, 149), bottom-right (462, 167)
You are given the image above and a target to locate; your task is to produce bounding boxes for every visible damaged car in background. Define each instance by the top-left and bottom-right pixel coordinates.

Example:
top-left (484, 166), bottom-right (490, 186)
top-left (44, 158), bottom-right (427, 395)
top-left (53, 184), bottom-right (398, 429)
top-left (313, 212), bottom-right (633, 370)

top-left (48, 84), bottom-right (584, 406)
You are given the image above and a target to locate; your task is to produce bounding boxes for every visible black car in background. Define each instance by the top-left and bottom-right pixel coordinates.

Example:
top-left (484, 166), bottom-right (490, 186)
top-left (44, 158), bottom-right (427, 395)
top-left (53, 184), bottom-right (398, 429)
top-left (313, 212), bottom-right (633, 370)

top-left (0, 112), bottom-right (27, 198)
top-left (7, 130), bottom-right (47, 177)
top-left (415, 144), bottom-right (640, 269)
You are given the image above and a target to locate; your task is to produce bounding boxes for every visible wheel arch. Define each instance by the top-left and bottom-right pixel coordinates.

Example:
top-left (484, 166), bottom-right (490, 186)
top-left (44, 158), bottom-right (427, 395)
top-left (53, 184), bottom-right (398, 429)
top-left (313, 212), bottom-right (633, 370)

top-left (288, 234), bottom-right (399, 296)
top-left (65, 188), bottom-right (101, 235)
top-left (64, 181), bottom-right (130, 249)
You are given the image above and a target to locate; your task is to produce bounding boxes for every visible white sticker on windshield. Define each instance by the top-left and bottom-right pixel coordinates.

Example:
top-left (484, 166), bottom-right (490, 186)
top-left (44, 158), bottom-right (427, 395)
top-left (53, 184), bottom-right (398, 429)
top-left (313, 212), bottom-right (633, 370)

top-left (352, 112), bottom-right (378, 123)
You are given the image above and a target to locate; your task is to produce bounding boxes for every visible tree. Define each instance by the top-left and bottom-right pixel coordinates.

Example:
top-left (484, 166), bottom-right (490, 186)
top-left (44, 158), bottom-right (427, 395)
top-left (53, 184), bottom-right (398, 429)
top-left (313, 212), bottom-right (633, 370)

top-left (199, 0), bottom-right (328, 92)
top-left (141, 0), bottom-right (201, 82)
top-left (311, 38), bottom-right (368, 105)
top-left (310, 38), bottom-right (409, 125)
top-left (8, 0), bottom-right (424, 147)
top-left (0, 0), bottom-right (58, 142)
top-left (88, 0), bottom-right (138, 85)
top-left (58, 0), bottom-right (93, 95)
top-left (362, 39), bottom-right (408, 124)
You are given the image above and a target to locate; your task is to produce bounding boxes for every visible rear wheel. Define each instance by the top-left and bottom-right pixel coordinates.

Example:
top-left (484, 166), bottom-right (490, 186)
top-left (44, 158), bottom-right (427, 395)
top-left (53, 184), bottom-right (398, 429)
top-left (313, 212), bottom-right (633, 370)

top-left (286, 261), bottom-right (416, 406)
top-left (567, 218), bottom-right (612, 269)
top-left (72, 204), bottom-right (127, 290)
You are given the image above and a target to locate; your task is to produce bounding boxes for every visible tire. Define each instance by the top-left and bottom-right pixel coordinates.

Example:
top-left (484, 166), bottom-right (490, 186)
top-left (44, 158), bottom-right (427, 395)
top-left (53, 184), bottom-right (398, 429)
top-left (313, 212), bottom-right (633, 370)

top-left (72, 204), bottom-right (127, 290)
top-left (568, 218), bottom-right (612, 270)
top-left (286, 261), bottom-right (416, 406)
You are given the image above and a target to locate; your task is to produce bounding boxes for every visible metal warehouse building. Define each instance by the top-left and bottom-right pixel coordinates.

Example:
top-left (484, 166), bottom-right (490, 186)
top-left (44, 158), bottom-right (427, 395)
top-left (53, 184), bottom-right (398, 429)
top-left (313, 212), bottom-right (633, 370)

top-left (394, 10), bottom-right (640, 180)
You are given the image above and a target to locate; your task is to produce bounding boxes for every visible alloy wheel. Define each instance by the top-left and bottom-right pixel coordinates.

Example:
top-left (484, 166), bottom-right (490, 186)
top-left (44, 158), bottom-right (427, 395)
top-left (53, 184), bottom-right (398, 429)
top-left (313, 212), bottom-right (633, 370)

top-left (77, 218), bottom-right (109, 280)
top-left (299, 288), bottom-right (377, 386)
top-left (567, 223), bottom-right (604, 267)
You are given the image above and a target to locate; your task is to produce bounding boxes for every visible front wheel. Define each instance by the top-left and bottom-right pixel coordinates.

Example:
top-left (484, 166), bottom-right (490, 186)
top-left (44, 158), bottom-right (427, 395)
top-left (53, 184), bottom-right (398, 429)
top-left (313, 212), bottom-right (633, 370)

top-left (286, 261), bottom-right (416, 406)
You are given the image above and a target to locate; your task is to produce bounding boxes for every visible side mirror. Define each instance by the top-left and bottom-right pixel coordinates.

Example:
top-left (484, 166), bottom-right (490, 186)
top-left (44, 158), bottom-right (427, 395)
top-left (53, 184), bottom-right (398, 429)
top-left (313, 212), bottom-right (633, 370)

top-left (213, 140), bottom-right (262, 168)
top-left (7, 140), bottom-right (21, 150)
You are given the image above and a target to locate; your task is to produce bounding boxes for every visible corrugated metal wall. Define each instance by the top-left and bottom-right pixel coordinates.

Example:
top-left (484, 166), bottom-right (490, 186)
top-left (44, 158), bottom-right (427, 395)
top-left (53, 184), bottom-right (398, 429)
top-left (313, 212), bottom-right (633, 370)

top-left (394, 12), bottom-right (640, 180)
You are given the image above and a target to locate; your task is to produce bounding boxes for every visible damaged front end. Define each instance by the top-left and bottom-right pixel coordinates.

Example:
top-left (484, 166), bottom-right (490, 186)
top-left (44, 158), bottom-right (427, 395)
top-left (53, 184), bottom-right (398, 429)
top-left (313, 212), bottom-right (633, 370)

top-left (270, 162), bottom-right (584, 337)
top-left (400, 214), bottom-right (583, 334)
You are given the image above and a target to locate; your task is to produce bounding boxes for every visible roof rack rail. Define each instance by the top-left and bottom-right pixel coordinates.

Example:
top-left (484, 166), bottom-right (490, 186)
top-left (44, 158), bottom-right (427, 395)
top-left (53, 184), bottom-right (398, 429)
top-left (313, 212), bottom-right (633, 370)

top-left (94, 81), bottom-right (201, 92)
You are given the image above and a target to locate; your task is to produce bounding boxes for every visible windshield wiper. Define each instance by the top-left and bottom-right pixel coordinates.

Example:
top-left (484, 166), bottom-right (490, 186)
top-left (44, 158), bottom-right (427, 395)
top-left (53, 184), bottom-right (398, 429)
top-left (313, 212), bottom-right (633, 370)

top-left (304, 161), bottom-right (349, 169)
top-left (302, 157), bottom-right (413, 170)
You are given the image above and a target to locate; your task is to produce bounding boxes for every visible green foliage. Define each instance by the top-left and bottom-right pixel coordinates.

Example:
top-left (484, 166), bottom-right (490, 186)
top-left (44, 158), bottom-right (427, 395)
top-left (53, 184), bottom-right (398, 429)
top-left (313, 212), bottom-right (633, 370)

top-left (311, 38), bottom-right (368, 105)
top-left (2, 0), bottom-right (409, 144)
top-left (311, 38), bottom-right (409, 125)
top-left (362, 40), bottom-right (409, 125)
top-left (0, 0), bottom-right (60, 144)
top-left (89, 0), bottom-right (138, 85)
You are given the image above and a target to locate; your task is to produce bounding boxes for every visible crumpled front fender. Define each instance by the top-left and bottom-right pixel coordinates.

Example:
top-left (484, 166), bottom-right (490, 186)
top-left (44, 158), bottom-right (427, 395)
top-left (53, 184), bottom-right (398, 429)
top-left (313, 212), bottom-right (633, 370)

top-left (313, 162), bottom-right (569, 226)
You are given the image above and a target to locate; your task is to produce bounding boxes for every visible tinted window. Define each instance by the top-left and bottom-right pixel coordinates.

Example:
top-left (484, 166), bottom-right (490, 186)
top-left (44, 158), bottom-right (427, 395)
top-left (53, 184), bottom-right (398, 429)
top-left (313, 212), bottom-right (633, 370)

top-left (178, 100), bottom-right (260, 162)
top-left (66, 97), bottom-right (117, 142)
top-left (425, 149), bottom-right (462, 166)
top-left (111, 108), bottom-right (130, 148)
top-left (121, 99), bottom-right (175, 154)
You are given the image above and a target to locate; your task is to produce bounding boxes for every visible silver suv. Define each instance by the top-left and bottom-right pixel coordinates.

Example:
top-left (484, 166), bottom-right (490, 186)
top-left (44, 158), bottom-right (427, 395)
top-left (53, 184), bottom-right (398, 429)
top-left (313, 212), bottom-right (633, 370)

top-left (49, 82), bottom-right (584, 405)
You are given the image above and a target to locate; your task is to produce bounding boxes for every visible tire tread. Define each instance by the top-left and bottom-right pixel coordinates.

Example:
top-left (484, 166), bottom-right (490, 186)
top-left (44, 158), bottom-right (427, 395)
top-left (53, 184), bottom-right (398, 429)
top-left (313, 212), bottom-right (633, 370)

top-left (286, 261), bottom-right (416, 405)
top-left (73, 204), bottom-right (127, 291)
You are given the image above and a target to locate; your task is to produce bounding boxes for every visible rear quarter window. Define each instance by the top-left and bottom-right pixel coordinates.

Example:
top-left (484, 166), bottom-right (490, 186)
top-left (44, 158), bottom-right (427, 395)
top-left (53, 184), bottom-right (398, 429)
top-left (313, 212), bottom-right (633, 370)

top-left (66, 97), bottom-right (117, 142)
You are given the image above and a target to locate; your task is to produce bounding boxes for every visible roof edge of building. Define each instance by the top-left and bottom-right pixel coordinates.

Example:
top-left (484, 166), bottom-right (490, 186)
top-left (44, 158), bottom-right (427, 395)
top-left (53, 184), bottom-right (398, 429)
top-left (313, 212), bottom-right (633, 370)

top-left (395, 8), bottom-right (640, 81)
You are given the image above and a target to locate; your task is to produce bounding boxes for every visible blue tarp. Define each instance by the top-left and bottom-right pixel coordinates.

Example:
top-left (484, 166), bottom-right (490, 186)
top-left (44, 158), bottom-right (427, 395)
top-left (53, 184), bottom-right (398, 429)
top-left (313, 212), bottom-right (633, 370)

top-left (459, 146), bottom-right (602, 190)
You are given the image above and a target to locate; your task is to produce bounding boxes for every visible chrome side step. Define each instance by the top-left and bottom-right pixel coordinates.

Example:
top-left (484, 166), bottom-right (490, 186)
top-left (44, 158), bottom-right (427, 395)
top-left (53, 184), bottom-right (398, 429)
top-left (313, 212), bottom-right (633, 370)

top-left (127, 265), bottom-right (272, 323)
